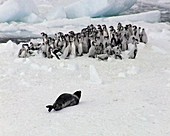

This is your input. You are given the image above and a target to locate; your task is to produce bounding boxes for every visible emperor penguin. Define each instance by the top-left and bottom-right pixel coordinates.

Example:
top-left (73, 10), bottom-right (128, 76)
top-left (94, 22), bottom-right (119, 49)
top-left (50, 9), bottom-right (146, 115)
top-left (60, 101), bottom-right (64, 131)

top-left (60, 34), bottom-right (68, 53)
top-left (41, 32), bottom-right (48, 44)
top-left (102, 25), bottom-right (109, 38)
top-left (109, 26), bottom-right (115, 40)
top-left (127, 24), bottom-right (133, 37)
top-left (140, 28), bottom-right (148, 44)
top-left (62, 36), bottom-right (71, 59)
top-left (96, 25), bottom-right (104, 44)
top-left (82, 31), bottom-right (90, 54)
top-left (128, 38), bottom-right (138, 59)
top-left (54, 33), bottom-right (59, 48)
top-left (135, 27), bottom-right (141, 42)
top-left (96, 42), bottom-right (104, 55)
top-left (111, 34), bottom-right (117, 47)
top-left (88, 41), bottom-right (96, 58)
top-left (69, 35), bottom-right (76, 58)
top-left (121, 34), bottom-right (128, 51)
top-left (18, 44), bottom-right (29, 58)
top-left (28, 42), bottom-right (41, 55)
top-left (104, 43), bottom-right (113, 55)
top-left (77, 36), bottom-right (83, 56)
top-left (48, 37), bottom-right (55, 49)
top-left (40, 43), bottom-right (47, 57)
top-left (114, 46), bottom-right (122, 60)
top-left (133, 25), bottom-right (137, 36)
top-left (117, 22), bottom-right (122, 32)
top-left (102, 24), bottom-right (110, 49)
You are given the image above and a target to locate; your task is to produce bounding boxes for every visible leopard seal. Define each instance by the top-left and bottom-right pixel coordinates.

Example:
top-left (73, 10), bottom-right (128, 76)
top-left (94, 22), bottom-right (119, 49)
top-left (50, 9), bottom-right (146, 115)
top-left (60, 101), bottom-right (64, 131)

top-left (46, 91), bottom-right (81, 112)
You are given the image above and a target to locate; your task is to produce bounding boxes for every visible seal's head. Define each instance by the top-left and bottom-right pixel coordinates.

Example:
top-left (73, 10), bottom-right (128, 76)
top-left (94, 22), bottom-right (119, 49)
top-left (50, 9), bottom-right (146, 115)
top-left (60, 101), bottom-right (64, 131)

top-left (73, 91), bottom-right (81, 99)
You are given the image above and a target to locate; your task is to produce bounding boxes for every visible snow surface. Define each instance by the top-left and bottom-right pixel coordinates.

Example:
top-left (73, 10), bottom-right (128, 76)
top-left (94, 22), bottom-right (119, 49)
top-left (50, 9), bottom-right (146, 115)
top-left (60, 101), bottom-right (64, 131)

top-left (0, 0), bottom-right (137, 22)
top-left (1, 14), bottom-right (170, 136)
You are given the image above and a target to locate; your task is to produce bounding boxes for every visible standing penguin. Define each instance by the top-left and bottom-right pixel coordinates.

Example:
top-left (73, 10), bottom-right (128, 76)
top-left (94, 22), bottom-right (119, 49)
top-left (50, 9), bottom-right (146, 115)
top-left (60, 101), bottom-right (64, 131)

top-left (140, 28), bottom-right (148, 44)
top-left (135, 27), bottom-right (141, 42)
top-left (18, 44), bottom-right (29, 58)
top-left (128, 38), bottom-right (138, 59)
top-left (109, 26), bottom-right (115, 40)
top-left (82, 32), bottom-right (90, 54)
top-left (121, 34), bottom-right (128, 51)
top-left (46, 91), bottom-right (81, 112)
top-left (77, 36), bottom-right (83, 56)
top-left (41, 32), bottom-right (48, 44)
top-left (102, 25), bottom-right (109, 38)
top-left (88, 41), bottom-right (96, 58)
top-left (70, 35), bottom-right (76, 58)
top-left (62, 36), bottom-right (71, 59)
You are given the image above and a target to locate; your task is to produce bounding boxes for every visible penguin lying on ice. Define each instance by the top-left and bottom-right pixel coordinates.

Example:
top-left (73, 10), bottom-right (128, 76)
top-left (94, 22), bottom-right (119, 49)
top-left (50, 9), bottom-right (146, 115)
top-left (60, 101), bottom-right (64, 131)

top-left (46, 91), bottom-right (81, 112)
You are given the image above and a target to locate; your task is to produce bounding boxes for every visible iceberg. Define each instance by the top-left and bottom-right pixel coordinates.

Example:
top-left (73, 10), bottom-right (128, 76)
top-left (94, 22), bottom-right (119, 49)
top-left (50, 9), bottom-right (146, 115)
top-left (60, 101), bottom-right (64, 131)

top-left (0, 0), bottom-right (137, 22)
top-left (65, 0), bottom-right (137, 18)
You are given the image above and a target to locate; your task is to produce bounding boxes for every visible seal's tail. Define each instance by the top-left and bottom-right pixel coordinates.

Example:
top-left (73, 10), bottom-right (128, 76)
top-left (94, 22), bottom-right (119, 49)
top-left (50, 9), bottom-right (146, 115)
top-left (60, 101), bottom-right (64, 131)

top-left (46, 105), bottom-right (54, 112)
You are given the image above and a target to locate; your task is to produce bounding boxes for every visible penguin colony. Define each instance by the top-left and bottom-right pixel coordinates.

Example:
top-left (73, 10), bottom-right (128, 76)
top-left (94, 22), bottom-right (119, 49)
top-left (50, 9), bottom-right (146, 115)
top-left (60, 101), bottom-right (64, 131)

top-left (18, 23), bottom-right (148, 60)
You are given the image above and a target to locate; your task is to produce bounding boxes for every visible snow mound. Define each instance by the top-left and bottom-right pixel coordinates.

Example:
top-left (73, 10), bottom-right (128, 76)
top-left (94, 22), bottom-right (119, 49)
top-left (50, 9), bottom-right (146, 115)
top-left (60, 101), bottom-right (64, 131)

top-left (0, 0), bottom-right (38, 22)
top-left (89, 65), bottom-right (102, 84)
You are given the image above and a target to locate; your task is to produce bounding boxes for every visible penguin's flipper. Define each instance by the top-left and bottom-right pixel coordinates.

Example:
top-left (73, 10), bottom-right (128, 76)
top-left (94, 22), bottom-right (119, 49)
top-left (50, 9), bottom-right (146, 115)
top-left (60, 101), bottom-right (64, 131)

top-left (46, 105), bottom-right (54, 112)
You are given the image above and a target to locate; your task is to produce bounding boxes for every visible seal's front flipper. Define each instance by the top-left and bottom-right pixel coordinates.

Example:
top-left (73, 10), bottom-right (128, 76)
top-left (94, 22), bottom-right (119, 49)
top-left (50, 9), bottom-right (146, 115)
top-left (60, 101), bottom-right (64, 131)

top-left (46, 105), bottom-right (54, 112)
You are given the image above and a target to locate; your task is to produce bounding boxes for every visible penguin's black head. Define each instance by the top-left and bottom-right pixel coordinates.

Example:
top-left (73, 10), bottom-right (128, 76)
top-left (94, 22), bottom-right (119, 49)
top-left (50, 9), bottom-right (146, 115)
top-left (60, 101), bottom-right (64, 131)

top-left (30, 42), bottom-right (33, 45)
top-left (109, 26), bottom-right (114, 30)
top-left (41, 32), bottom-right (45, 36)
top-left (97, 24), bottom-right (101, 29)
top-left (73, 91), bottom-right (81, 99)
top-left (102, 24), bottom-right (106, 28)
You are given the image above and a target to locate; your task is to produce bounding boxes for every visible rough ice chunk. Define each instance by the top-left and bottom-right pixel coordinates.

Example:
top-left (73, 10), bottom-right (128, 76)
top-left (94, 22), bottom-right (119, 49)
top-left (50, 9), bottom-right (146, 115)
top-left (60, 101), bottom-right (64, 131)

top-left (89, 65), bottom-right (102, 84)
